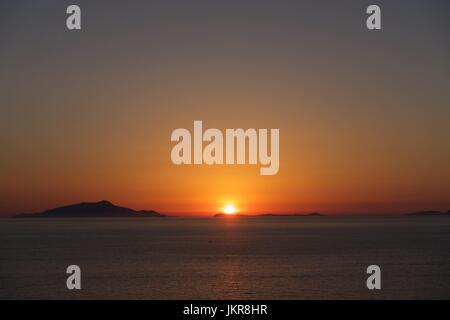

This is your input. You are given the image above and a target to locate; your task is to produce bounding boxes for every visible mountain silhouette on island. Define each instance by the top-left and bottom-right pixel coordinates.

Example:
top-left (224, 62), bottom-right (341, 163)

top-left (15, 200), bottom-right (164, 218)
top-left (214, 212), bottom-right (326, 218)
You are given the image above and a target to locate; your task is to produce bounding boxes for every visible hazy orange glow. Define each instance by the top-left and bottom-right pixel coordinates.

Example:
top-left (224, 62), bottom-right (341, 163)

top-left (223, 204), bottom-right (237, 215)
top-left (1, 2), bottom-right (449, 217)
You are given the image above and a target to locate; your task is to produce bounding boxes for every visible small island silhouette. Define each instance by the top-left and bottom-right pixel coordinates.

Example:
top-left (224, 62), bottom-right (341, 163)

top-left (405, 210), bottom-right (450, 216)
top-left (15, 200), bottom-right (165, 218)
top-left (12, 202), bottom-right (450, 218)
top-left (213, 212), bottom-right (326, 218)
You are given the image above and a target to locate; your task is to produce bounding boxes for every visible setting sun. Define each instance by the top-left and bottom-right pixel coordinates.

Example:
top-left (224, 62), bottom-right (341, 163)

top-left (223, 204), bottom-right (237, 215)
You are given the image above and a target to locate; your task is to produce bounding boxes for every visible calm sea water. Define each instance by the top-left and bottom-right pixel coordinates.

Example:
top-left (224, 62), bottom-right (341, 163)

top-left (1, 217), bottom-right (450, 299)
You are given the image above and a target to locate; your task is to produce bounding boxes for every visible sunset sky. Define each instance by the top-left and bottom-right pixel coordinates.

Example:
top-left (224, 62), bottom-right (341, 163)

top-left (1, 0), bottom-right (449, 215)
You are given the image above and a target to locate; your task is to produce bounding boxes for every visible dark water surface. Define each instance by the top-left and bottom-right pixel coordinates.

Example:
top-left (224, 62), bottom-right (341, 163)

top-left (1, 217), bottom-right (450, 299)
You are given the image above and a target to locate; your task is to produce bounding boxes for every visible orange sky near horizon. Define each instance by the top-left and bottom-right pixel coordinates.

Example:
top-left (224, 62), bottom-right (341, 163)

top-left (1, 1), bottom-right (449, 216)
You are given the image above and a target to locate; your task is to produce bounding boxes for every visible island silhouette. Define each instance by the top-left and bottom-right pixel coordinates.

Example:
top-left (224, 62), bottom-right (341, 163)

top-left (12, 201), bottom-right (450, 218)
top-left (15, 200), bottom-right (164, 218)
top-left (405, 210), bottom-right (450, 216)
top-left (213, 212), bottom-right (326, 218)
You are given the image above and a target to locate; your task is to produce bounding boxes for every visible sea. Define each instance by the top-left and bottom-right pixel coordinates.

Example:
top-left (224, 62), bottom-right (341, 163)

top-left (1, 216), bottom-right (449, 299)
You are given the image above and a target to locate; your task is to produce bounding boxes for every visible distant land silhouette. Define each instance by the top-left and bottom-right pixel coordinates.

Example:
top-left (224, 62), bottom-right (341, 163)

top-left (214, 212), bottom-right (326, 218)
top-left (15, 200), bottom-right (164, 218)
top-left (405, 210), bottom-right (450, 216)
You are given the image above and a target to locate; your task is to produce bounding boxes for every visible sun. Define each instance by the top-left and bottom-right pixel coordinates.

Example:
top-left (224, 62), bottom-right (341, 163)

top-left (223, 204), bottom-right (237, 215)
